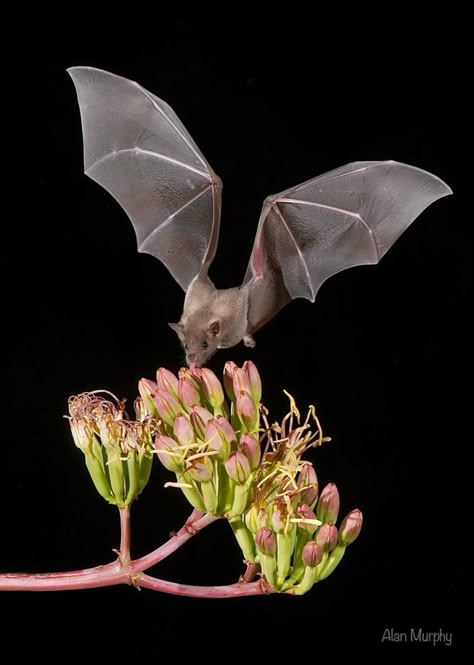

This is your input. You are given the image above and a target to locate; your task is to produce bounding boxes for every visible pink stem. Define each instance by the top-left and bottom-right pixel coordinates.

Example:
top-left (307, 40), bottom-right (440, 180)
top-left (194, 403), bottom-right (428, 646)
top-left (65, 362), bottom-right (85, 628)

top-left (119, 506), bottom-right (131, 564)
top-left (241, 561), bottom-right (260, 583)
top-left (0, 510), bottom-right (219, 593)
top-left (0, 561), bottom-right (128, 591)
top-left (130, 512), bottom-right (217, 573)
top-left (137, 574), bottom-right (272, 598)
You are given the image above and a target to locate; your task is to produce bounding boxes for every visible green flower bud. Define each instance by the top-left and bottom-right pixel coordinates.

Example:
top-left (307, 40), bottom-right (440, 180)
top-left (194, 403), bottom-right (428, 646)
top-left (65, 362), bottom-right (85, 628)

top-left (153, 389), bottom-right (181, 427)
top-left (186, 455), bottom-right (214, 483)
top-left (225, 451), bottom-right (251, 484)
top-left (200, 368), bottom-right (225, 410)
top-left (206, 419), bottom-right (231, 460)
top-left (189, 405), bottom-right (213, 440)
top-left (138, 378), bottom-right (159, 417)
top-left (154, 435), bottom-right (182, 473)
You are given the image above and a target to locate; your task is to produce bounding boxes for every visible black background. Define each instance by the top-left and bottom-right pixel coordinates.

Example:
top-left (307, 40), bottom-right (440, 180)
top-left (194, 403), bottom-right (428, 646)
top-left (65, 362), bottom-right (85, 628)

top-left (1, 11), bottom-right (472, 662)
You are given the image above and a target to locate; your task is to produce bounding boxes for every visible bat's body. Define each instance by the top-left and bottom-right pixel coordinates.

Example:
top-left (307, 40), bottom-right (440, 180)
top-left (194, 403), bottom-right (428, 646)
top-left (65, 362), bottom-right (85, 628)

top-left (174, 276), bottom-right (254, 366)
top-left (69, 67), bottom-right (452, 366)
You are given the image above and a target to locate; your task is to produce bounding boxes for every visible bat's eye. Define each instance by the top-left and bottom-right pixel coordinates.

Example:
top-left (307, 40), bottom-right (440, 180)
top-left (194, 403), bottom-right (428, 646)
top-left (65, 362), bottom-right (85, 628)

top-left (201, 341), bottom-right (208, 350)
top-left (184, 344), bottom-right (188, 351)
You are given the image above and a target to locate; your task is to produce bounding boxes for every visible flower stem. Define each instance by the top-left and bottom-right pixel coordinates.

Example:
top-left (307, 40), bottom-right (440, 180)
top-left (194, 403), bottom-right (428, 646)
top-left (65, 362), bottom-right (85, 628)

top-left (136, 574), bottom-right (271, 598)
top-left (129, 512), bottom-right (218, 573)
top-left (0, 510), bottom-right (217, 593)
top-left (119, 506), bottom-right (131, 564)
top-left (241, 561), bottom-right (260, 583)
top-left (0, 561), bottom-right (127, 591)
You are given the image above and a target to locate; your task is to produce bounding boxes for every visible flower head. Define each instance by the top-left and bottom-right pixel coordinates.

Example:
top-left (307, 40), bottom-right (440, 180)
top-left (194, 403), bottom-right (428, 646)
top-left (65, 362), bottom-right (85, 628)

top-left (67, 391), bottom-right (158, 506)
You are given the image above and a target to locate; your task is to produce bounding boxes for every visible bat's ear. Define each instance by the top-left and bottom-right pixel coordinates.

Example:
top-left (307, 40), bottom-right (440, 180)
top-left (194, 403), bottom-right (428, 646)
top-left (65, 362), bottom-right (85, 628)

top-left (168, 322), bottom-right (184, 341)
top-left (208, 320), bottom-right (220, 337)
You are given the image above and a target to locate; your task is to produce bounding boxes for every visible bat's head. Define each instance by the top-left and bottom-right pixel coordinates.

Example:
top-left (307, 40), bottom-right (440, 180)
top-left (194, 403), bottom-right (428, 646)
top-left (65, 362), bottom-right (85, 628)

top-left (169, 320), bottom-right (221, 367)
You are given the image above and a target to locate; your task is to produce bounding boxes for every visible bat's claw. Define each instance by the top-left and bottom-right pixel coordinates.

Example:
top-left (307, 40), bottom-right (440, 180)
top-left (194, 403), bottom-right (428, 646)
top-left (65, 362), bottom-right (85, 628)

top-left (243, 334), bottom-right (256, 348)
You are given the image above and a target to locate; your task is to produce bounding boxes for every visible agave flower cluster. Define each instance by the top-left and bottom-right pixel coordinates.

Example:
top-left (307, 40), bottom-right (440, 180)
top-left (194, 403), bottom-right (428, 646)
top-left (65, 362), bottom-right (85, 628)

top-left (241, 393), bottom-right (362, 594)
top-left (68, 391), bottom-right (158, 508)
top-left (139, 361), bottom-right (262, 519)
top-left (67, 361), bottom-right (362, 594)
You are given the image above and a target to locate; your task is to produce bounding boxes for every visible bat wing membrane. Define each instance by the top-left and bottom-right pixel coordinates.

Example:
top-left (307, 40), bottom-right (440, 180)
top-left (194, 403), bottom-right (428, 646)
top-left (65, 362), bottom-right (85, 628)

top-left (68, 66), bottom-right (222, 291)
top-left (245, 161), bottom-right (452, 332)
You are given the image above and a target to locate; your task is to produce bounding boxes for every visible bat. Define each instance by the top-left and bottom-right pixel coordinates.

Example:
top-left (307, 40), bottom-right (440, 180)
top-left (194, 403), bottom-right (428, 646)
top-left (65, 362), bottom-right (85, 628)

top-left (68, 66), bottom-right (452, 367)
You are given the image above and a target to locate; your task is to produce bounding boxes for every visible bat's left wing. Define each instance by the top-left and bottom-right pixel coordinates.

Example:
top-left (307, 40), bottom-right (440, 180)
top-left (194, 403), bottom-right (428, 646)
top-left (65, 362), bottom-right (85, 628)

top-left (68, 66), bottom-right (222, 292)
top-left (244, 161), bottom-right (452, 333)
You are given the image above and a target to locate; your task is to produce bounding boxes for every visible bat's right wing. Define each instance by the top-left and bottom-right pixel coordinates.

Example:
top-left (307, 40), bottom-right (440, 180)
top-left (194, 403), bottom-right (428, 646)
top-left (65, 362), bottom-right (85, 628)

top-left (244, 161), bottom-right (452, 333)
top-left (68, 67), bottom-right (222, 292)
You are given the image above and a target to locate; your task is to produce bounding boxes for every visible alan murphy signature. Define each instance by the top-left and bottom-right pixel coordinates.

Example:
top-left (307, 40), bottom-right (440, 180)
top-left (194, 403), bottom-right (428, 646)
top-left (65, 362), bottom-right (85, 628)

top-left (382, 628), bottom-right (453, 647)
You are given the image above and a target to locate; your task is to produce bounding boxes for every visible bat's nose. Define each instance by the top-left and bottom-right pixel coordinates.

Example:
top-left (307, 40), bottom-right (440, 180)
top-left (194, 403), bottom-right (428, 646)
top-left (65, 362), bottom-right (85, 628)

top-left (187, 352), bottom-right (197, 364)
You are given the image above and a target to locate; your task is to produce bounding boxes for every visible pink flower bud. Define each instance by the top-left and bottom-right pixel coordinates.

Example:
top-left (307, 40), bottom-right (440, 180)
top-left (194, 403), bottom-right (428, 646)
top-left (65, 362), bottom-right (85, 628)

top-left (223, 361), bottom-right (238, 401)
top-left (153, 389), bottom-right (181, 427)
top-left (296, 503), bottom-right (319, 534)
top-left (316, 483), bottom-right (340, 524)
top-left (297, 464), bottom-right (319, 507)
top-left (242, 360), bottom-right (262, 403)
top-left (255, 527), bottom-right (276, 556)
top-left (178, 367), bottom-right (203, 392)
top-left (189, 405), bottom-right (214, 440)
top-left (339, 509), bottom-right (363, 546)
top-left (316, 523), bottom-right (338, 553)
top-left (154, 435), bottom-right (182, 473)
top-left (236, 390), bottom-right (258, 430)
top-left (257, 508), bottom-right (270, 529)
top-left (233, 368), bottom-right (252, 395)
top-left (186, 455), bottom-right (214, 483)
top-left (271, 507), bottom-right (286, 533)
top-left (173, 414), bottom-right (195, 447)
top-left (138, 378), bottom-right (159, 416)
top-left (178, 375), bottom-right (201, 409)
top-left (225, 451), bottom-right (251, 484)
top-left (205, 419), bottom-right (231, 459)
top-left (215, 416), bottom-right (237, 446)
top-left (302, 541), bottom-right (323, 568)
top-left (200, 368), bottom-right (225, 408)
top-left (156, 367), bottom-right (179, 396)
top-left (238, 432), bottom-right (261, 470)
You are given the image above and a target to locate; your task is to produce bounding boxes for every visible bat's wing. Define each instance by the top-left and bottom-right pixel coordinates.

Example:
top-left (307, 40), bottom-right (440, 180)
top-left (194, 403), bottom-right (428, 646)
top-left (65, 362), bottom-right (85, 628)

top-left (68, 67), bottom-right (222, 291)
top-left (244, 161), bottom-right (452, 332)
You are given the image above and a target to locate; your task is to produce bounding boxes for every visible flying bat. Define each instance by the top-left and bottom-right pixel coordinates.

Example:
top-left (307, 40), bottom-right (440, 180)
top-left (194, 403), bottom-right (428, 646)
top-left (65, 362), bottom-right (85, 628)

top-left (68, 67), bottom-right (452, 366)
